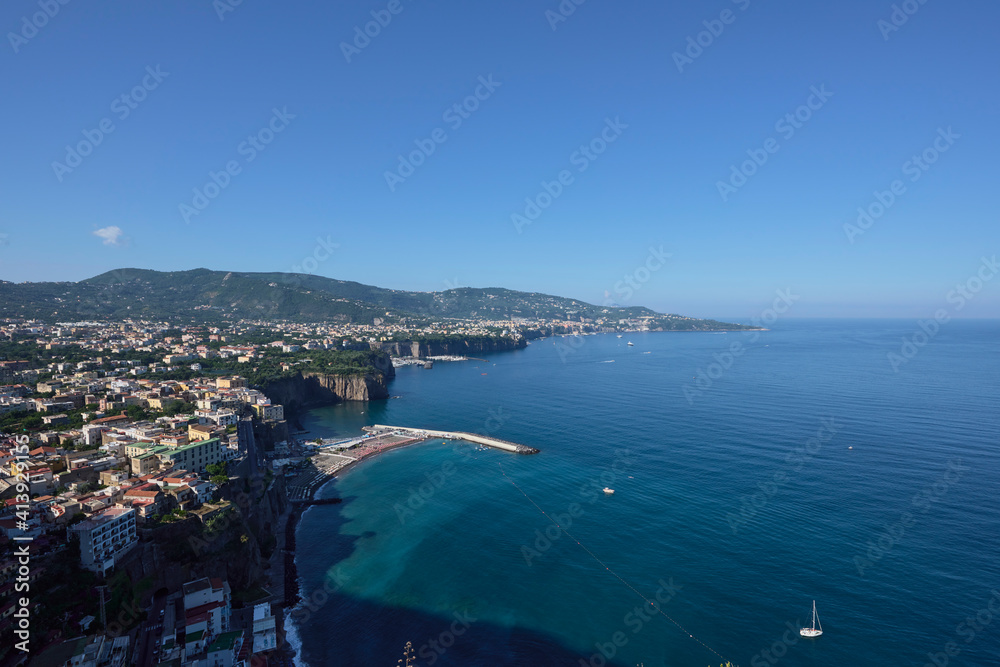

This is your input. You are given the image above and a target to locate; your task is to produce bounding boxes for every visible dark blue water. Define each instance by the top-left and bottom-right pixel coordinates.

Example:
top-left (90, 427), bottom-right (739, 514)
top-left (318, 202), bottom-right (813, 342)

top-left (291, 320), bottom-right (1000, 666)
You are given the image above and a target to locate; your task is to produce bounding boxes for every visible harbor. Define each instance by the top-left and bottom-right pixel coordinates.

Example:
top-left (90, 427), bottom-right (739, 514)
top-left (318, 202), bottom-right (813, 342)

top-left (367, 424), bottom-right (540, 454)
top-left (282, 425), bottom-right (538, 502)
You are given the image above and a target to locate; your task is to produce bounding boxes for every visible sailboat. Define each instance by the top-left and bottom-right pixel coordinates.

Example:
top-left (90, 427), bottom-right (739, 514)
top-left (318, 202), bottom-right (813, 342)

top-left (800, 600), bottom-right (823, 637)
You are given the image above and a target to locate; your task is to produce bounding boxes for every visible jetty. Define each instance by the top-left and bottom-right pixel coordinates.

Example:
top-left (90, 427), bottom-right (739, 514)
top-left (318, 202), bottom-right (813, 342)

top-left (367, 424), bottom-right (540, 454)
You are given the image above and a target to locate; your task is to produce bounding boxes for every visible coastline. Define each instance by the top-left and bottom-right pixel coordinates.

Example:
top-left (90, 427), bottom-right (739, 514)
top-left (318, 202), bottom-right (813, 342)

top-left (280, 434), bottom-right (443, 667)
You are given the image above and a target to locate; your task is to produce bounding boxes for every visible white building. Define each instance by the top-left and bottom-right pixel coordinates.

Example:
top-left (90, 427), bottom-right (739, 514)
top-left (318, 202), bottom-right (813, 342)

top-left (187, 480), bottom-right (217, 505)
top-left (69, 507), bottom-right (137, 575)
top-left (252, 602), bottom-right (277, 654)
top-left (183, 577), bottom-right (232, 650)
top-left (196, 409), bottom-right (238, 427)
top-left (81, 424), bottom-right (109, 447)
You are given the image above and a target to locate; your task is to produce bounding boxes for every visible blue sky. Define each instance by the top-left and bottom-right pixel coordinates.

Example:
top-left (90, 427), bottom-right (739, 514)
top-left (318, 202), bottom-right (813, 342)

top-left (2, 0), bottom-right (998, 319)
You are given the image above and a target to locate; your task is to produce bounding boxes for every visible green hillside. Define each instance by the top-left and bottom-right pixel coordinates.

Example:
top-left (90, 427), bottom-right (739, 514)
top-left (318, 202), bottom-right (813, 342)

top-left (0, 268), bottom-right (752, 330)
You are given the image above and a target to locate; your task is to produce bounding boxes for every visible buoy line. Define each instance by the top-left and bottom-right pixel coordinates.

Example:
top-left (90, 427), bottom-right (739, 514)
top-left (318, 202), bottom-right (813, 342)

top-left (498, 462), bottom-right (736, 666)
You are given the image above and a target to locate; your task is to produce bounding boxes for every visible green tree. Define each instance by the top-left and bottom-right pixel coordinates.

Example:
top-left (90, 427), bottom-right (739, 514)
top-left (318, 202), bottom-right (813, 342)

top-left (125, 405), bottom-right (149, 421)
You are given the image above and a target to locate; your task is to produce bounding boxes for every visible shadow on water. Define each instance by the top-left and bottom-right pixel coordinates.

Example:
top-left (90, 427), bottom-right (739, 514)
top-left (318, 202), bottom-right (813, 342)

top-left (293, 493), bottom-right (648, 667)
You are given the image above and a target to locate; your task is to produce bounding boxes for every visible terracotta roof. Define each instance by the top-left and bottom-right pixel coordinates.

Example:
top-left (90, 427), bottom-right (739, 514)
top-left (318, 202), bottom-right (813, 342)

top-left (186, 600), bottom-right (225, 619)
top-left (125, 489), bottom-right (160, 498)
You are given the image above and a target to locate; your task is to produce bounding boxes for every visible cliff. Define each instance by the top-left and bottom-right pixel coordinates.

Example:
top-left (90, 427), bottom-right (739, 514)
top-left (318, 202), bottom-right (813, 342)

top-left (262, 361), bottom-right (394, 416)
top-left (125, 472), bottom-right (288, 607)
top-left (375, 337), bottom-right (527, 358)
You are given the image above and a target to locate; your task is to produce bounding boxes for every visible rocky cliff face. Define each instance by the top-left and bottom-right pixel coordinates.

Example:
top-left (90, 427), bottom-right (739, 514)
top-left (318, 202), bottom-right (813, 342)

top-left (263, 364), bottom-right (394, 415)
top-left (127, 474), bottom-right (288, 605)
top-left (375, 337), bottom-right (527, 357)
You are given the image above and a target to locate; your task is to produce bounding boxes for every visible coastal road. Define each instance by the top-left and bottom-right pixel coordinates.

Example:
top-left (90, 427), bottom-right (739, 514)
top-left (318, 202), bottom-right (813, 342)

top-left (134, 596), bottom-right (165, 666)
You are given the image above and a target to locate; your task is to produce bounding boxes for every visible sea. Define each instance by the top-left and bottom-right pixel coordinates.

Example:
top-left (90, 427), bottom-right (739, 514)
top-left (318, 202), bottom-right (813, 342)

top-left (289, 319), bottom-right (1000, 667)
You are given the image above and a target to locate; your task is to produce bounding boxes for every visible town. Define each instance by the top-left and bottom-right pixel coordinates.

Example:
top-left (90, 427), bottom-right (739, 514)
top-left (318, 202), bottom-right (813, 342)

top-left (0, 311), bottom-right (666, 667)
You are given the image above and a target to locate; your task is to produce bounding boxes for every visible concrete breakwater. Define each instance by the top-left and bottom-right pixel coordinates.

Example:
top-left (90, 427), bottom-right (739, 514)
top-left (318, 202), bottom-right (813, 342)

top-left (368, 424), bottom-right (540, 454)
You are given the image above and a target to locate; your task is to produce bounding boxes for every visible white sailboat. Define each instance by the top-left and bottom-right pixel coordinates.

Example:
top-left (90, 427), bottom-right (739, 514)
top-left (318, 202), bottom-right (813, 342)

top-left (800, 600), bottom-right (823, 637)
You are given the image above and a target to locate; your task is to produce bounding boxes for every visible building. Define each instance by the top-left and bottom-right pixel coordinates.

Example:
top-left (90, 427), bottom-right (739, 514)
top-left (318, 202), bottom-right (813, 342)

top-left (205, 631), bottom-right (244, 667)
top-left (216, 377), bottom-right (247, 390)
top-left (251, 602), bottom-right (277, 655)
top-left (252, 404), bottom-right (284, 421)
top-left (82, 424), bottom-right (109, 447)
top-left (129, 450), bottom-right (160, 476)
top-left (69, 507), bottom-right (137, 575)
top-left (158, 438), bottom-right (224, 473)
top-left (183, 577), bottom-right (232, 650)
top-left (188, 423), bottom-right (219, 442)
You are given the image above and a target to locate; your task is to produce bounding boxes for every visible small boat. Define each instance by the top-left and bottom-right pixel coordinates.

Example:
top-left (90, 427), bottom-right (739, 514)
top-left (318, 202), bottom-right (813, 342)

top-left (603, 487), bottom-right (615, 495)
top-left (627, 341), bottom-right (634, 346)
top-left (616, 334), bottom-right (623, 338)
top-left (800, 600), bottom-right (823, 638)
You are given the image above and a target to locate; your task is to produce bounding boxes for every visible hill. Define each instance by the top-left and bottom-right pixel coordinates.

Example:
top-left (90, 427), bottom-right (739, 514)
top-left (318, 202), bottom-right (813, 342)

top-left (0, 268), bottom-right (751, 330)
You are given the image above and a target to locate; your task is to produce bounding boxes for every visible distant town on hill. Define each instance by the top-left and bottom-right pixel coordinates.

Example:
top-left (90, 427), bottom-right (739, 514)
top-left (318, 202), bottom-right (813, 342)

top-left (0, 268), bottom-right (753, 332)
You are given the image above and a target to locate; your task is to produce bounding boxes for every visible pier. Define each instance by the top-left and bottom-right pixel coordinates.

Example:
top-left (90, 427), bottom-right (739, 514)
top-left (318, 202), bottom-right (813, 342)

top-left (368, 424), bottom-right (540, 454)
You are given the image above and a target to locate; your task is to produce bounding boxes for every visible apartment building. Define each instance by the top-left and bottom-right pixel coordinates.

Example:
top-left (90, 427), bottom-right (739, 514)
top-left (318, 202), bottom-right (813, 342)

top-left (69, 507), bottom-right (137, 575)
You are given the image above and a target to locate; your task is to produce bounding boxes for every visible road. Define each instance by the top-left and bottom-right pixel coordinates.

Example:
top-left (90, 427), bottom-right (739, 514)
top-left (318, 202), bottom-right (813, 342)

top-left (239, 417), bottom-right (260, 476)
top-left (134, 596), bottom-right (165, 666)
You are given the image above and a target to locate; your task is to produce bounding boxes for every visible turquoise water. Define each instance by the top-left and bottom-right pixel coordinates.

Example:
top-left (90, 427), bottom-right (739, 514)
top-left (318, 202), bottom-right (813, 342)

top-left (292, 320), bottom-right (1000, 666)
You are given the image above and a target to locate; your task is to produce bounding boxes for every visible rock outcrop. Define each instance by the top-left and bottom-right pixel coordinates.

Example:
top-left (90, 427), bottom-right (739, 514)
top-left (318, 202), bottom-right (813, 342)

top-left (262, 365), bottom-right (394, 415)
top-left (374, 337), bottom-right (526, 358)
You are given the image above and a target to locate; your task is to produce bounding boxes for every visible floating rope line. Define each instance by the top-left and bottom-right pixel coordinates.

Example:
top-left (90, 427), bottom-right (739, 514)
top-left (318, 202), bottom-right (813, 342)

top-left (498, 462), bottom-right (736, 666)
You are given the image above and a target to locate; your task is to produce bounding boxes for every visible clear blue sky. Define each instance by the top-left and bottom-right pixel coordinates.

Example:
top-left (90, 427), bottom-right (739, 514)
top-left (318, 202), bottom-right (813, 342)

top-left (2, 0), bottom-right (998, 319)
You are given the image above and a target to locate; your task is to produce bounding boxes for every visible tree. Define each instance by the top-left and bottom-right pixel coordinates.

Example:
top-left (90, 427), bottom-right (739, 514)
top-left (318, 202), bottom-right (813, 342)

top-left (125, 405), bottom-right (149, 421)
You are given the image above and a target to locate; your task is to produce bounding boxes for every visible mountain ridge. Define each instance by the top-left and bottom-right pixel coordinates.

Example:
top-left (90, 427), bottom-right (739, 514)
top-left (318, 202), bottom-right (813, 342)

top-left (0, 267), bottom-right (752, 330)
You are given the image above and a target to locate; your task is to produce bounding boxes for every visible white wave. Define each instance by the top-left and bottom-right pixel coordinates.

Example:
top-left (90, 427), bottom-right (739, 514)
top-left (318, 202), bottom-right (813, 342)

top-left (283, 606), bottom-right (309, 667)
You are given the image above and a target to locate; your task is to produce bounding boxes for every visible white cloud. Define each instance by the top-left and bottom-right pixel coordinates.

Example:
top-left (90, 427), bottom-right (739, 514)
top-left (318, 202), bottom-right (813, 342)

top-left (93, 226), bottom-right (125, 246)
